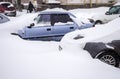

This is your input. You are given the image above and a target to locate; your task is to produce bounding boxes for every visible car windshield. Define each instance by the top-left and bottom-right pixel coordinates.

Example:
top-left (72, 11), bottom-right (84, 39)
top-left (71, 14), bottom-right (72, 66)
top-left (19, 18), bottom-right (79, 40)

top-left (1, 3), bottom-right (10, 8)
top-left (109, 6), bottom-right (120, 14)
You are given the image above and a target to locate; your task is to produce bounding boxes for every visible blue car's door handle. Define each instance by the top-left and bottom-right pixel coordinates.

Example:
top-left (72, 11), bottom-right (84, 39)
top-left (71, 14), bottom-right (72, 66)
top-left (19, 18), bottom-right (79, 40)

top-left (70, 27), bottom-right (74, 29)
top-left (47, 28), bottom-right (51, 31)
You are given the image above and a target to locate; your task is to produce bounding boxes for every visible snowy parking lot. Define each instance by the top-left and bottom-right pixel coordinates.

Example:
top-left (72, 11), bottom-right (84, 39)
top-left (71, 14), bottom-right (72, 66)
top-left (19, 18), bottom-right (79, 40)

top-left (0, 7), bottom-right (120, 79)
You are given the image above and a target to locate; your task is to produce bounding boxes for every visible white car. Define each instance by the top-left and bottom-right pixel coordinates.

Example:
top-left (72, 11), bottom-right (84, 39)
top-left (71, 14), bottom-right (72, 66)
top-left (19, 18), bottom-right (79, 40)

top-left (59, 18), bottom-right (120, 67)
top-left (90, 3), bottom-right (120, 24)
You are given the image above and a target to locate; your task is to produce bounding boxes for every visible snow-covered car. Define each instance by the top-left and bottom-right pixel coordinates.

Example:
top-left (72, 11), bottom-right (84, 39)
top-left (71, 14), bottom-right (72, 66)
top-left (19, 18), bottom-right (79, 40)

top-left (90, 3), bottom-right (120, 24)
top-left (0, 2), bottom-right (16, 16)
top-left (0, 13), bottom-right (9, 23)
top-left (59, 18), bottom-right (120, 67)
top-left (18, 11), bottom-right (94, 41)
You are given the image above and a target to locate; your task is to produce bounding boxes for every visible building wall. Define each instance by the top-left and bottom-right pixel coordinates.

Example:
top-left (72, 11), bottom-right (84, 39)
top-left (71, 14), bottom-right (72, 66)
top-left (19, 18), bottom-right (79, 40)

top-left (60, 0), bottom-right (112, 5)
top-left (116, 0), bottom-right (120, 2)
top-left (0, 0), bottom-right (12, 2)
top-left (1, 0), bottom-right (118, 4)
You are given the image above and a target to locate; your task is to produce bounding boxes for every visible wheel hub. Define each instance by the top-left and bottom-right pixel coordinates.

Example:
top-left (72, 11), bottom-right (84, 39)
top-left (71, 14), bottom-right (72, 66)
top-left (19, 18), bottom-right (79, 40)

top-left (100, 55), bottom-right (116, 66)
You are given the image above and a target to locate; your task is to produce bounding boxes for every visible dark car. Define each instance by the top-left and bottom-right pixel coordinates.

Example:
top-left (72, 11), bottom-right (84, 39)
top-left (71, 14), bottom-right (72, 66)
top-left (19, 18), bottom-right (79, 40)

top-left (0, 13), bottom-right (10, 23)
top-left (18, 11), bottom-right (94, 41)
top-left (84, 40), bottom-right (120, 67)
top-left (0, 2), bottom-right (16, 16)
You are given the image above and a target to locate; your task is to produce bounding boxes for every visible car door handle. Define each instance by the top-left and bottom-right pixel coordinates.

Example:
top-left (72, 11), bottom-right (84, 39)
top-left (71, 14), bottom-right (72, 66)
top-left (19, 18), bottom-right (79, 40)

top-left (47, 28), bottom-right (51, 31)
top-left (70, 27), bottom-right (74, 29)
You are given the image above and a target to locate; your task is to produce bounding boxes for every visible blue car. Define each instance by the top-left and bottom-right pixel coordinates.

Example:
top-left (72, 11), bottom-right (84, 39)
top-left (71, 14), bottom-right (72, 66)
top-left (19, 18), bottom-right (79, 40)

top-left (18, 11), bottom-right (94, 41)
top-left (0, 13), bottom-right (10, 23)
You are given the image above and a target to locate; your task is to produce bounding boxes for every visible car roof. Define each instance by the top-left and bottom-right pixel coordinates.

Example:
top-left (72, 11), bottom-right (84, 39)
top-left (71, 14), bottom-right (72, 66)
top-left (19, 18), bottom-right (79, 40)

top-left (0, 2), bottom-right (11, 4)
top-left (40, 10), bottom-right (69, 14)
top-left (39, 10), bottom-right (76, 18)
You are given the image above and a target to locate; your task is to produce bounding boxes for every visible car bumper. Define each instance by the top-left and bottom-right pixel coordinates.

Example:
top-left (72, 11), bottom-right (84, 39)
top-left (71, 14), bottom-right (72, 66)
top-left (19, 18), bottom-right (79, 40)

top-left (18, 30), bottom-right (26, 38)
top-left (4, 10), bottom-right (16, 16)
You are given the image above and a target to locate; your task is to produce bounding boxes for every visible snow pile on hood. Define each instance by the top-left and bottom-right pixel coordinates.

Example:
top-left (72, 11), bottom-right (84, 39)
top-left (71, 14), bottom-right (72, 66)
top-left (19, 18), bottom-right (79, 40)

top-left (43, 8), bottom-right (67, 12)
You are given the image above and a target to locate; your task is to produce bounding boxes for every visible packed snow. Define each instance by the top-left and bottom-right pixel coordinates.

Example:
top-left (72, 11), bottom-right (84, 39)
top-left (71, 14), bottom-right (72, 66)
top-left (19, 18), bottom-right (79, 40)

top-left (0, 7), bottom-right (120, 79)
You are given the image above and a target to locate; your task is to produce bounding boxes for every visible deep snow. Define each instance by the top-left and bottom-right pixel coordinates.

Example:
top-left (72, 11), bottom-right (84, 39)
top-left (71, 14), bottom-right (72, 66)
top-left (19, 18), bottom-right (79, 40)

top-left (0, 7), bottom-right (120, 79)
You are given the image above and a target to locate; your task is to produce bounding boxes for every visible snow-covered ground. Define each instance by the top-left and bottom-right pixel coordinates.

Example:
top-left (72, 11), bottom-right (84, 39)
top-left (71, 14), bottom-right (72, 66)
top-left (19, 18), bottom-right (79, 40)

top-left (0, 7), bottom-right (120, 79)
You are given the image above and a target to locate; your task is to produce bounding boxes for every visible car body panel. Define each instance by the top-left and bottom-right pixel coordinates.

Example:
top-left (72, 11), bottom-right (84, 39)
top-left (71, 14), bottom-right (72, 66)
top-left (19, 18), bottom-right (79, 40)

top-left (84, 40), bottom-right (120, 59)
top-left (25, 26), bottom-right (52, 38)
top-left (52, 23), bottom-right (78, 36)
top-left (0, 13), bottom-right (9, 23)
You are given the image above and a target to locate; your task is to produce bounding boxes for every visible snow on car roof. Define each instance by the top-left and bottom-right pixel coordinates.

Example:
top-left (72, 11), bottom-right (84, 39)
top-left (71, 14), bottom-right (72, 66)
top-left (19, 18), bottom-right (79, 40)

top-left (0, 2), bottom-right (14, 7)
top-left (40, 9), bottom-right (68, 14)
top-left (39, 9), bottom-right (76, 18)
top-left (0, 2), bottom-right (11, 4)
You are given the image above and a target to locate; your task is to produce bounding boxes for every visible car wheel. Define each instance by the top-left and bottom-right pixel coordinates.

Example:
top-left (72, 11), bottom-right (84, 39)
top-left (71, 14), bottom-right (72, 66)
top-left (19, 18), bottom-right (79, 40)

top-left (95, 20), bottom-right (102, 25)
top-left (97, 50), bottom-right (120, 67)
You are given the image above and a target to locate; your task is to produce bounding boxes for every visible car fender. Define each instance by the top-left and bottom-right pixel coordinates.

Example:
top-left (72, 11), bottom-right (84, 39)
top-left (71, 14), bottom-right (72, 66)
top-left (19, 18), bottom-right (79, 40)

top-left (91, 14), bottom-right (109, 24)
top-left (84, 42), bottom-right (117, 58)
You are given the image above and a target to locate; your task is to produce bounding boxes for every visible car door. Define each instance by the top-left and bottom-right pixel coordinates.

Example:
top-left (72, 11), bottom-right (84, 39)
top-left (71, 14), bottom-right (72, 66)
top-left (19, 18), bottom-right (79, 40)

top-left (51, 14), bottom-right (77, 37)
top-left (25, 14), bottom-right (53, 38)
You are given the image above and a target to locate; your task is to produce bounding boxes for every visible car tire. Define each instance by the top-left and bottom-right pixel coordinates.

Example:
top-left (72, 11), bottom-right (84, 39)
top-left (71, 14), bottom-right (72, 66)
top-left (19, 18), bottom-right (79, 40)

top-left (97, 50), bottom-right (120, 67)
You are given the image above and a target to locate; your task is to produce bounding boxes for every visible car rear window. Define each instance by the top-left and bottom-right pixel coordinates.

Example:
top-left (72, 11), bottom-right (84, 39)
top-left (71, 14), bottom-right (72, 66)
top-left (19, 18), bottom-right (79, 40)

top-left (1, 3), bottom-right (10, 8)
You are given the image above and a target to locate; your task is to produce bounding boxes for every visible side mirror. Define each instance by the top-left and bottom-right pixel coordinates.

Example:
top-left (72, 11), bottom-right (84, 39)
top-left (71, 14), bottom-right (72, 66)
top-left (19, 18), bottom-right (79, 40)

top-left (34, 17), bottom-right (37, 21)
top-left (27, 23), bottom-right (35, 28)
top-left (105, 11), bottom-right (110, 15)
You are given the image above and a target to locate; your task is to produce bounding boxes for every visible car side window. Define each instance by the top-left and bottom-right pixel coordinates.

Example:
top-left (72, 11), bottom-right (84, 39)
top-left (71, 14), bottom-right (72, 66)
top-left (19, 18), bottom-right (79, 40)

top-left (1, 3), bottom-right (10, 8)
top-left (52, 14), bottom-right (73, 26)
top-left (36, 14), bottom-right (51, 27)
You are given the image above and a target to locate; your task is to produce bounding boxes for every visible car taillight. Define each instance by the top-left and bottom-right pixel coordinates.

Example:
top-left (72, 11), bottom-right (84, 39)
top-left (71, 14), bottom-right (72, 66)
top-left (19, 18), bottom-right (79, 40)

top-left (0, 5), bottom-right (4, 12)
